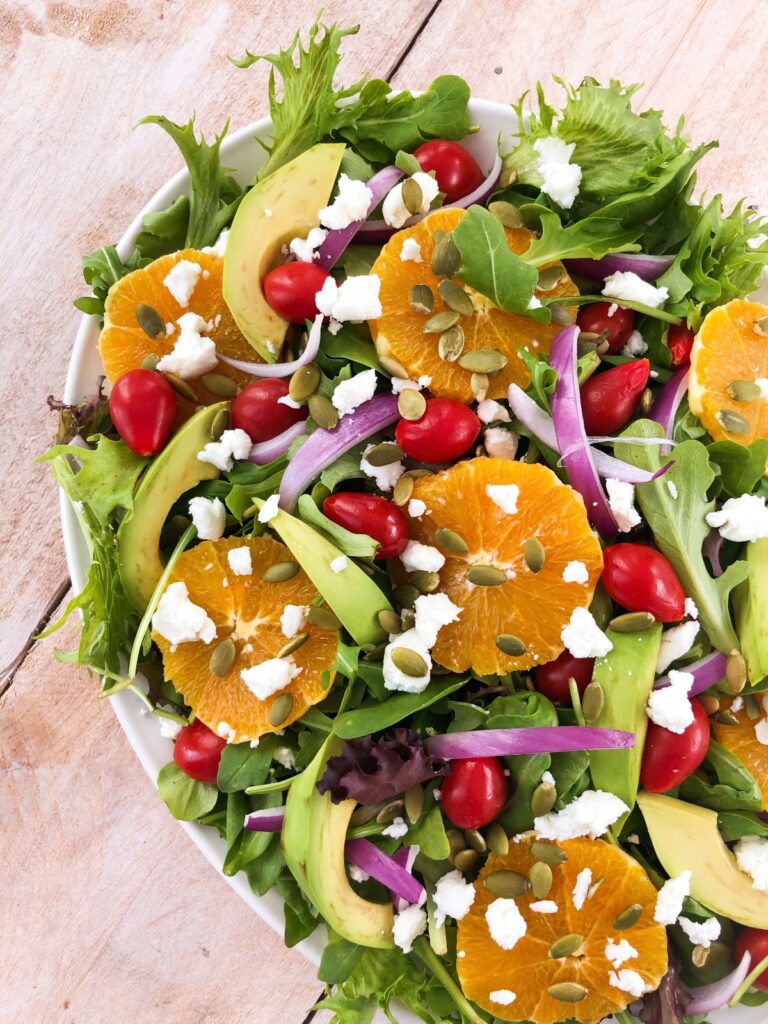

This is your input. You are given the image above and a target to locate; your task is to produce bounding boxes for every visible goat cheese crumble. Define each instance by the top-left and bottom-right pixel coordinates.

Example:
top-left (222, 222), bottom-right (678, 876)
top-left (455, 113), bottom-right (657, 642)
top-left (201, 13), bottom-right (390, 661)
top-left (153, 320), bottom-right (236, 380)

top-left (392, 374), bottom-right (431, 394)
top-left (315, 274), bottom-right (382, 322)
top-left (678, 916), bottom-right (722, 948)
top-left (382, 629), bottom-right (433, 694)
top-left (240, 657), bottom-right (301, 701)
top-left (646, 669), bottom-right (695, 733)
top-left (561, 607), bottom-right (613, 658)
top-left (156, 312), bottom-right (218, 379)
top-left (258, 493), bottom-right (281, 524)
top-left (477, 399), bottom-right (511, 424)
top-left (280, 604), bottom-right (309, 639)
top-left (485, 898), bottom-right (527, 950)
top-left (400, 540), bottom-right (446, 573)
top-left (201, 229), bottom-right (228, 257)
top-left (706, 494), bottom-right (768, 542)
top-left (606, 478), bottom-right (642, 533)
top-left (163, 259), bottom-right (202, 307)
top-left (289, 226), bottom-right (328, 262)
top-left (486, 483), bottom-right (520, 514)
top-left (484, 427), bottom-right (518, 460)
top-left (382, 172), bottom-right (440, 228)
top-left (489, 990), bottom-right (516, 1006)
top-left (400, 237), bottom-right (423, 263)
top-left (227, 546), bottom-right (253, 576)
top-left (606, 939), bottom-right (639, 967)
top-left (735, 836), bottom-right (768, 892)
top-left (413, 592), bottom-right (461, 647)
top-left (530, 900), bottom-right (558, 914)
top-left (572, 868), bottom-right (592, 911)
top-left (407, 498), bottom-right (427, 518)
top-left (382, 816), bottom-right (409, 839)
top-left (319, 173), bottom-right (373, 230)
top-left (609, 969), bottom-right (649, 998)
top-left (533, 137), bottom-right (582, 210)
top-left (331, 368), bottom-right (377, 417)
top-left (602, 271), bottom-right (669, 309)
top-left (360, 445), bottom-right (404, 490)
top-left (534, 789), bottom-right (628, 840)
top-left (656, 620), bottom-right (699, 674)
top-left (152, 582), bottom-right (216, 645)
top-left (392, 904), bottom-right (427, 953)
top-left (654, 871), bottom-right (691, 924)
top-left (188, 496), bottom-right (226, 541)
top-left (198, 428), bottom-right (252, 471)
top-left (562, 560), bottom-right (589, 584)
top-left (621, 330), bottom-right (648, 357)
top-left (433, 870), bottom-right (476, 926)
top-left (330, 555), bottom-right (348, 574)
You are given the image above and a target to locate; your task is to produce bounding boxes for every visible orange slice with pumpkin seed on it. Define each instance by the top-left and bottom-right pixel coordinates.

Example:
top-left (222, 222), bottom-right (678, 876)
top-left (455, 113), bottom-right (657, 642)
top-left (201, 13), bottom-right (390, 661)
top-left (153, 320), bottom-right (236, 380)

top-left (457, 836), bottom-right (668, 1024)
top-left (404, 457), bottom-right (603, 676)
top-left (368, 207), bottom-right (578, 402)
top-left (689, 298), bottom-right (768, 444)
top-left (712, 694), bottom-right (768, 809)
top-left (153, 535), bottom-right (337, 743)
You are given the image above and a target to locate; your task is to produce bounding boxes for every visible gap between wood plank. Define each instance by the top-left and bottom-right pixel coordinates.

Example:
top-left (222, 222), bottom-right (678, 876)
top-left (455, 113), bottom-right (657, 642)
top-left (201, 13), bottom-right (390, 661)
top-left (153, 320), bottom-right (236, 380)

top-left (1, 577), bottom-right (70, 699)
top-left (385, 0), bottom-right (444, 80)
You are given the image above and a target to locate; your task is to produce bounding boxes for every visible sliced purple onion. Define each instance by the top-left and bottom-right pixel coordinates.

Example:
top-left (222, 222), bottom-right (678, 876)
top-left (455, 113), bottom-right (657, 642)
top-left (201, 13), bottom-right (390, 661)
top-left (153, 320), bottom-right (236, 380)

top-left (279, 393), bottom-right (400, 511)
top-left (248, 420), bottom-right (307, 465)
top-left (654, 650), bottom-right (728, 694)
top-left (550, 325), bottom-right (617, 535)
top-left (391, 844), bottom-right (420, 912)
top-left (565, 252), bottom-right (675, 283)
top-left (316, 165), bottom-right (404, 270)
top-left (704, 528), bottom-right (725, 578)
top-left (244, 806), bottom-right (285, 832)
top-left (345, 838), bottom-right (426, 907)
top-left (649, 367), bottom-right (689, 450)
top-left (218, 314), bottom-right (322, 378)
top-left (685, 952), bottom-right (751, 1015)
top-left (425, 726), bottom-right (635, 760)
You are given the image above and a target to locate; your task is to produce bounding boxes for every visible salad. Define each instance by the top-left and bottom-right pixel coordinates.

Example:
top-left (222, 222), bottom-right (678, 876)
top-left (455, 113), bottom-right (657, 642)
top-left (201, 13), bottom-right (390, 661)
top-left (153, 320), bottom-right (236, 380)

top-left (44, 16), bottom-right (768, 1024)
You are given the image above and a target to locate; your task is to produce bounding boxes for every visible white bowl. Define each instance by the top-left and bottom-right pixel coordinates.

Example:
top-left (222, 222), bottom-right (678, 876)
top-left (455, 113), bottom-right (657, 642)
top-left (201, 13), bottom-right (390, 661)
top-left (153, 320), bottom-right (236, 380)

top-left (60, 97), bottom-right (759, 1022)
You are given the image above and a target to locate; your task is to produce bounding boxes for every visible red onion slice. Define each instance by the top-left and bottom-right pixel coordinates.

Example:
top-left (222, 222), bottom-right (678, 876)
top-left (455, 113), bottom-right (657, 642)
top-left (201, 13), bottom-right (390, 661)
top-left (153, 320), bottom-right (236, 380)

top-left (425, 726), bottom-right (635, 760)
top-left (316, 165), bottom-right (404, 271)
top-left (685, 952), bottom-right (751, 1015)
top-left (218, 314), bottom-right (323, 378)
top-left (704, 528), bottom-right (725, 578)
top-left (649, 367), bottom-right (689, 450)
top-left (345, 838), bottom-right (426, 906)
top-left (565, 252), bottom-right (675, 283)
top-left (248, 420), bottom-right (307, 465)
top-left (244, 806), bottom-right (285, 832)
top-left (279, 393), bottom-right (399, 511)
top-left (391, 844), bottom-right (420, 912)
top-left (654, 651), bottom-right (728, 694)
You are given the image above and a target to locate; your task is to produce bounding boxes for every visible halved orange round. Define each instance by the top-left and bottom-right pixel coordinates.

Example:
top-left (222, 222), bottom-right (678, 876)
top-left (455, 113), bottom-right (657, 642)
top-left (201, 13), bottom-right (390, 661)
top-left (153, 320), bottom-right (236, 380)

top-left (153, 535), bottom-right (337, 743)
top-left (406, 458), bottom-right (602, 675)
top-left (457, 836), bottom-right (667, 1024)
top-left (689, 299), bottom-right (768, 444)
top-left (100, 249), bottom-right (260, 417)
top-left (712, 695), bottom-right (768, 809)
top-left (369, 208), bottom-right (578, 402)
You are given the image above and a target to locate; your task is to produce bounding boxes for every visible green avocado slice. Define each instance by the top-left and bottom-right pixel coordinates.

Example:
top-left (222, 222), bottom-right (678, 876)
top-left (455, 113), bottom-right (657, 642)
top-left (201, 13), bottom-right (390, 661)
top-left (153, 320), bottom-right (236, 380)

top-left (736, 538), bottom-right (768, 685)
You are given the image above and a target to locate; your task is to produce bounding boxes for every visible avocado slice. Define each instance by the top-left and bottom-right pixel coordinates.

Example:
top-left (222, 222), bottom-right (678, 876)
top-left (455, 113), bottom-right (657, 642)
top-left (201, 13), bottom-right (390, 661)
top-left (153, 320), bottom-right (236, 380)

top-left (590, 624), bottom-right (662, 824)
top-left (223, 143), bottom-right (345, 359)
top-left (282, 735), bottom-right (395, 949)
top-left (117, 403), bottom-right (227, 609)
top-left (736, 538), bottom-right (768, 685)
top-left (259, 500), bottom-right (391, 647)
top-left (638, 792), bottom-right (768, 929)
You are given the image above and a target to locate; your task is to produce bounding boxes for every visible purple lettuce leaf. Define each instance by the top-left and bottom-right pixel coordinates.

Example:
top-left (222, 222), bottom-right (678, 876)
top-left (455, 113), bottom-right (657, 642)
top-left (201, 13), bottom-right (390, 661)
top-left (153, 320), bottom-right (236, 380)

top-left (637, 952), bottom-right (691, 1024)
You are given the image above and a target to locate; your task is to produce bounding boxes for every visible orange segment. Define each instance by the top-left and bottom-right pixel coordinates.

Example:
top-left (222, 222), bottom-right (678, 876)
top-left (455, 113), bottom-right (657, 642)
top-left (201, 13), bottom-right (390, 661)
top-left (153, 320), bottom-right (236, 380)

top-left (406, 458), bottom-right (602, 675)
top-left (689, 299), bottom-right (768, 444)
top-left (457, 836), bottom-right (668, 1024)
top-left (100, 249), bottom-right (261, 417)
top-left (153, 535), bottom-right (337, 743)
top-left (712, 695), bottom-right (768, 809)
top-left (369, 208), bottom-right (578, 402)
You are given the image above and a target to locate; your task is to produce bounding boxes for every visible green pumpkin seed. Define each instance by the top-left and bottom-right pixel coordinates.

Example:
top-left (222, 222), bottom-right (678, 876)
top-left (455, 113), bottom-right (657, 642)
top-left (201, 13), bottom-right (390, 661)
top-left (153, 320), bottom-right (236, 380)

top-left (135, 302), bottom-right (166, 338)
top-left (438, 279), bottom-right (474, 316)
top-left (470, 372), bottom-right (489, 401)
top-left (365, 442), bottom-right (404, 467)
top-left (754, 315), bottom-right (768, 336)
top-left (484, 870), bottom-right (529, 898)
top-left (464, 828), bottom-right (487, 854)
top-left (308, 605), bottom-right (341, 630)
top-left (693, 940), bottom-right (730, 970)
top-left (715, 710), bottom-right (740, 725)
top-left (431, 235), bottom-right (461, 278)
top-left (210, 407), bottom-right (231, 442)
top-left (528, 860), bottom-right (553, 899)
top-left (523, 537), bottom-right (546, 573)
top-left (404, 784), bottom-right (424, 824)
top-left (581, 681), bottom-right (605, 723)
top-left (308, 393), bottom-right (339, 430)
top-left (438, 324), bottom-right (465, 362)
top-left (262, 560), bottom-right (300, 583)
top-left (392, 583), bottom-right (420, 609)
top-left (163, 372), bottom-right (197, 402)
top-left (495, 633), bottom-right (527, 657)
top-left (587, 875), bottom-right (605, 900)
top-left (608, 610), bottom-right (657, 633)
top-left (700, 694), bottom-right (720, 716)
top-left (498, 165), bottom-right (518, 188)
top-left (140, 352), bottom-right (159, 371)
top-left (466, 564), bottom-right (508, 586)
top-left (537, 264), bottom-right (564, 292)
top-left (436, 527), bottom-right (469, 554)
top-left (716, 409), bottom-right (750, 435)
top-left (289, 363), bottom-right (320, 403)
top-left (202, 372), bottom-right (239, 398)
top-left (378, 609), bottom-right (403, 635)
top-left (447, 828), bottom-right (467, 860)
top-left (458, 349), bottom-right (508, 374)
top-left (531, 782), bottom-right (557, 817)
top-left (547, 982), bottom-right (588, 1004)
top-left (402, 177), bottom-right (424, 216)
top-left (209, 638), bottom-right (236, 677)
top-left (549, 933), bottom-right (585, 959)
top-left (745, 693), bottom-right (762, 721)
top-left (277, 632), bottom-right (309, 658)
top-left (398, 388), bottom-right (427, 421)
top-left (376, 799), bottom-right (405, 824)
top-left (550, 303), bottom-right (575, 326)
top-left (727, 379), bottom-right (761, 403)
top-left (391, 647), bottom-right (429, 677)
top-left (454, 849), bottom-right (480, 873)
top-left (488, 200), bottom-right (524, 228)
top-left (393, 474), bottom-right (415, 507)
top-left (726, 649), bottom-right (748, 693)
top-left (409, 284), bottom-right (435, 315)
top-left (484, 823), bottom-right (509, 857)
top-left (379, 353), bottom-right (410, 379)
top-left (639, 387), bottom-right (654, 414)
top-left (589, 580), bottom-right (613, 630)
top-left (349, 803), bottom-right (382, 827)
top-left (410, 570), bottom-right (440, 594)
top-left (613, 903), bottom-right (643, 930)
top-left (269, 693), bottom-right (294, 727)
top-left (406, 469), bottom-right (433, 480)
top-left (531, 840), bottom-right (567, 865)
top-left (423, 310), bottom-right (461, 333)
top-left (577, 330), bottom-right (610, 355)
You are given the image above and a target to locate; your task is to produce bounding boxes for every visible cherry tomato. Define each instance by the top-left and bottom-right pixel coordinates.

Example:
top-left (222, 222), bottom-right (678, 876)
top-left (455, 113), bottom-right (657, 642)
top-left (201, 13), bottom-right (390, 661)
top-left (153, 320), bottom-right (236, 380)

top-left (413, 140), bottom-right (485, 203)
top-left (323, 492), bottom-right (409, 559)
top-left (109, 368), bottom-right (176, 456)
top-left (602, 544), bottom-right (686, 622)
top-left (735, 929), bottom-right (768, 992)
top-left (580, 359), bottom-right (650, 435)
top-left (533, 650), bottom-right (595, 704)
top-left (262, 262), bottom-right (330, 324)
top-left (576, 302), bottom-right (635, 354)
top-left (396, 397), bottom-right (481, 464)
top-left (441, 757), bottom-right (509, 829)
top-left (640, 698), bottom-right (710, 793)
top-left (232, 379), bottom-right (308, 442)
top-left (667, 323), bottom-right (695, 368)
top-left (173, 720), bottom-right (226, 783)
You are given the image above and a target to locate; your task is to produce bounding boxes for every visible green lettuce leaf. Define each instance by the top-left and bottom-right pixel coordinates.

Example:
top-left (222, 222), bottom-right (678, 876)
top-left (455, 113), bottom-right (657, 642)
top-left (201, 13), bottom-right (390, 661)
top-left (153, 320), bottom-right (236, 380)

top-left (453, 205), bottom-right (538, 314)
top-left (39, 435), bottom-right (148, 522)
top-left (523, 210), bottom-right (641, 266)
top-left (74, 245), bottom-right (146, 319)
top-left (679, 740), bottom-right (763, 812)
top-left (298, 494), bottom-right (379, 558)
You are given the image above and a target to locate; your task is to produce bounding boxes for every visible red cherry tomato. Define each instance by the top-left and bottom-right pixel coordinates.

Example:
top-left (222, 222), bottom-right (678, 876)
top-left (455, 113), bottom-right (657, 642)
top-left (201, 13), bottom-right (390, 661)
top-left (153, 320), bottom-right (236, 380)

top-left (667, 323), bottom-right (695, 368)
top-left (173, 720), bottom-right (226, 783)
top-left (580, 359), bottom-right (650, 435)
top-left (576, 302), bottom-right (635, 354)
top-left (735, 929), bottom-right (768, 992)
top-left (323, 492), bottom-right (409, 559)
top-left (441, 757), bottom-right (509, 829)
top-left (232, 379), bottom-right (308, 443)
top-left (640, 698), bottom-right (710, 793)
top-left (109, 369), bottom-right (176, 456)
top-left (602, 544), bottom-right (686, 622)
top-left (396, 397), bottom-right (481, 464)
top-left (413, 140), bottom-right (485, 204)
top-left (262, 262), bottom-right (330, 324)
top-left (533, 650), bottom-right (595, 704)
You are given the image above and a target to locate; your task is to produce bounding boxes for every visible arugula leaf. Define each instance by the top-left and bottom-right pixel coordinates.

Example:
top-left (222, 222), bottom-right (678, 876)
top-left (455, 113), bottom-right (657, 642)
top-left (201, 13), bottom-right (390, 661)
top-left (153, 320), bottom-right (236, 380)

top-left (523, 210), bottom-right (641, 266)
top-left (298, 494), bottom-right (379, 558)
top-left (39, 436), bottom-right (148, 522)
top-left (679, 740), bottom-right (763, 811)
top-left (617, 421), bottom-right (747, 652)
top-left (452, 205), bottom-right (538, 314)
top-left (333, 676), bottom-right (467, 738)
top-left (708, 440), bottom-right (768, 499)
top-left (319, 444), bottom-right (368, 491)
top-left (718, 810), bottom-right (768, 842)
top-left (132, 194), bottom-right (190, 260)
top-left (74, 245), bottom-right (146, 319)
top-left (157, 761), bottom-right (218, 820)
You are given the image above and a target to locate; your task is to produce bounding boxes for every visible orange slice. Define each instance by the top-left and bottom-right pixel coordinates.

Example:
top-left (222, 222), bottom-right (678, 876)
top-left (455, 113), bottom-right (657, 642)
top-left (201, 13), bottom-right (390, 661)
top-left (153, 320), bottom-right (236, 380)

top-left (369, 208), bottom-right (578, 402)
top-left (153, 535), bottom-right (337, 743)
top-left (689, 299), bottom-right (768, 444)
top-left (457, 836), bottom-right (668, 1024)
top-left (712, 695), bottom-right (768, 809)
top-left (406, 458), bottom-right (602, 675)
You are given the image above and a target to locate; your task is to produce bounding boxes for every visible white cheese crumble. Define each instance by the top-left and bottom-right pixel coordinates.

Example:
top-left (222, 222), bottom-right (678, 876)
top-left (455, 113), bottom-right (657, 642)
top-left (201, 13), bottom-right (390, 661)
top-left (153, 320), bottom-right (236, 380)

top-left (572, 868), bottom-right (592, 911)
top-left (606, 938), bottom-right (638, 967)
top-left (534, 789), bottom-right (628, 840)
top-left (188, 496), bottom-right (226, 541)
top-left (382, 172), bottom-right (440, 228)
top-left (621, 330), bottom-right (648, 357)
top-left (272, 745), bottom-right (296, 770)
top-left (646, 669), bottom-right (694, 733)
top-left (756, 377), bottom-right (768, 397)
top-left (331, 368), bottom-right (377, 417)
top-left (158, 717), bottom-right (183, 739)
top-left (227, 546), bottom-right (253, 577)
top-left (433, 870), bottom-right (476, 926)
top-left (486, 483), bottom-right (520, 514)
top-left (319, 174), bottom-right (373, 230)
top-left (484, 426), bottom-right (519, 460)
top-left (527, 295), bottom-right (543, 310)
top-left (413, 592), bottom-right (461, 647)
top-left (240, 657), bottom-right (301, 701)
top-left (735, 836), bottom-right (768, 892)
top-left (201, 229), bottom-right (228, 257)
top-left (217, 721), bottom-right (236, 743)
top-left (289, 226), bottom-right (328, 262)
top-left (163, 259), bottom-right (202, 307)
top-left (277, 394), bottom-right (302, 410)
top-left (477, 399), bottom-right (511, 424)
top-left (731, 695), bottom-right (744, 713)
top-left (400, 238), bottom-right (423, 263)
top-left (667, 480), bottom-right (679, 500)
top-left (360, 445), bottom-right (404, 491)
top-left (561, 607), bottom-right (613, 659)
top-left (383, 629), bottom-right (432, 693)
top-left (407, 498), bottom-right (427, 519)
top-left (606, 478), bottom-right (642, 533)
top-left (349, 864), bottom-right (370, 884)
top-left (392, 374), bottom-right (431, 394)
top-left (678, 916), bottom-right (722, 948)
top-left (152, 581), bottom-right (216, 645)
top-left (197, 428), bottom-right (252, 471)
top-left (485, 898), bottom-right (527, 950)
top-left (489, 990), bottom-right (516, 1006)
top-left (609, 969), bottom-right (649, 998)
top-left (401, 540), bottom-right (446, 573)
top-left (392, 904), bottom-right (427, 953)
top-left (258, 493), bottom-right (281, 524)
top-left (706, 494), bottom-right (768, 543)
top-left (382, 815), bottom-right (409, 839)
top-left (280, 604), bottom-right (309, 639)
top-left (330, 555), bottom-right (348, 574)
top-left (541, 770), bottom-right (556, 787)
top-left (530, 900), bottom-right (558, 914)
top-left (684, 597), bottom-right (699, 619)
top-left (656, 621), bottom-right (700, 674)
top-left (315, 274), bottom-right (382, 322)
top-left (602, 271), bottom-right (669, 309)
top-left (562, 560), bottom-right (589, 584)
top-left (533, 137), bottom-right (582, 210)
top-left (654, 871), bottom-right (691, 924)
top-left (156, 312), bottom-right (218, 379)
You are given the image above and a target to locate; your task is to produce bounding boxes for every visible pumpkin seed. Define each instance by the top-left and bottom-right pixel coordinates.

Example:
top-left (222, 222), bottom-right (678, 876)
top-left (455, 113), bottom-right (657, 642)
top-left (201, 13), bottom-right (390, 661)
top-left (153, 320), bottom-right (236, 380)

top-left (398, 388), bottom-right (427, 421)
top-left (726, 649), bottom-right (748, 693)
top-left (402, 177), bottom-right (424, 216)
top-left (378, 609), bottom-right (403, 635)
top-left (447, 828), bottom-right (467, 861)
top-left (531, 840), bottom-right (567, 866)
top-left (537, 264), bottom-right (564, 292)
top-left (550, 303), bottom-right (575, 326)
top-left (432, 230), bottom-right (447, 246)
top-left (435, 527), bottom-right (469, 554)
top-left (308, 393), bottom-right (339, 430)
top-left (210, 407), bottom-right (231, 441)
top-left (464, 828), bottom-right (487, 854)
top-left (379, 354), bottom-right (410, 379)
top-left (466, 564), bottom-right (507, 586)
top-left (700, 694), bottom-right (720, 716)
top-left (438, 279), bottom-right (474, 316)
top-left (408, 570), bottom-right (439, 595)
top-left (727, 379), bottom-right (761, 403)
top-left (715, 409), bottom-right (750, 435)
top-left (693, 940), bottom-right (731, 970)
top-left (269, 693), bottom-right (294, 727)
top-left (577, 329), bottom-right (610, 355)
top-left (363, 642), bottom-right (387, 663)
top-left (376, 799), bottom-right (405, 824)
top-left (484, 823), bottom-right (509, 856)
top-left (715, 710), bottom-right (739, 725)
top-left (399, 607), bottom-right (415, 630)
top-left (531, 782), bottom-right (557, 817)
top-left (549, 933), bottom-right (585, 959)
top-left (289, 363), bottom-right (320, 403)
top-left (528, 861), bottom-right (553, 899)
top-left (202, 372), bottom-right (239, 398)
top-left (745, 693), bottom-right (762, 721)
top-left (581, 681), bottom-right (605, 723)
top-left (453, 849), bottom-right (480, 873)
top-left (547, 982), bottom-right (588, 1004)
top-left (263, 560), bottom-right (300, 583)
top-left (438, 324), bottom-right (465, 362)
top-left (391, 647), bottom-right (429, 677)
top-left (409, 284), bottom-right (435, 315)
top-left (393, 474), bottom-right (415, 506)
top-left (498, 165), bottom-right (518, 188)
top-left (404, 784), bottom-right (424, 824)
top-left (163, 371), bottom-right (197, 402)
top-left (484, 870), bottom-right (529, 898)
top-left (135, 302), bottom-right (166, 338)
top-left (349, 802), bottom-right (384, 827)
top-left (523, 537), bottom-right (546, 573)
top-left (587, 875), bottom-right (605, 900)
top-left (209, 638), bottom-right (236, 677)
top-left (431, 234), bottom-right (461, 278)
top-left (613, 903), bottom-right (643, 930)
top-left (423, 310), bottom-right (460, 333)
top-left (140, 352), bottom-right (159, 371)
top-left (639, 387), bottom-right (654, 414)
top-left (277, 632), bottom-right (309, 658)
top-left (458, 349), bottom-right (508, 374)
top-left (470, 372), bottom-right (489, 401)
top-left (488, 200), bottom-right (524, 228)
top-left (392, 583), bottom-right (419, 609)
top-left (308, 605), bottom-right (341, 630)
top-left (495, 633), bottom-right (527, 657)
top-left (754, 315), bottom-right (768, 336)
top-left (365, 442), bottom-right (405, 467)
top-left (608, 610), bottom-right (657, 633)
top-left (406, 469), bottom-right (433, 480)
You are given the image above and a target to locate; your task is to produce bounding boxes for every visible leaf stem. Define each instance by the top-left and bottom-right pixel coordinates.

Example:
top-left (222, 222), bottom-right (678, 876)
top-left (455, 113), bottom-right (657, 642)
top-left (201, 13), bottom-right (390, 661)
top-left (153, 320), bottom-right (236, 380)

top-left (245, 774), bottom-right (301, 795)
top-left (569, 677), bottom-right (586, 726)
top-left (544, 293), bottom-right (682, 325)
top-left (412, 937), bottom-right (486, 1024)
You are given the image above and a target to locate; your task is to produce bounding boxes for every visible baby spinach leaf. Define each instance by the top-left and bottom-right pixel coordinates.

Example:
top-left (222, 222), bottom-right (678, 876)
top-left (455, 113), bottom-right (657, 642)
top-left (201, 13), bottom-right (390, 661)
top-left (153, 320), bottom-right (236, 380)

top-left (319, 938), bottom-right (366, 984)
top-left (452, 205), bottom-right (538, 314)
top-left (708, 440), bottom-right (768, 499)
top-left (298, 494), bottom-right (379, 558)
top-left (157, 761), bottom-right (218, 820)
top-left (223, 792), bottom-right (282, 876)
top-left (217, 735), bottom-right (278, 793)
top-left (243, 835), bottom-right (284, 896)
top-left (318, 323), bottom-right (384, 372)
top-left (275, 874), bottom-right (319, 947)
top-left (550, 749), bottom-right (591, 806)
top-left (333, 676), bottom-right (467, 738)
top-left (718, 810), bottom-right (768, 842)
top-left (408, 805), bottom-right (450, 861)
top-left (679, 740), bottom-right (763, 812)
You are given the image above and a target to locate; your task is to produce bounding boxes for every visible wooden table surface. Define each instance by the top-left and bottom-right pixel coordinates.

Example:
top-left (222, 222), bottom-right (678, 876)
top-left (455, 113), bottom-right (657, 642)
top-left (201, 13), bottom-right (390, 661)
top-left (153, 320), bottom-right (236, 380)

top-left (3, 1), bottom-right (767, 1021)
